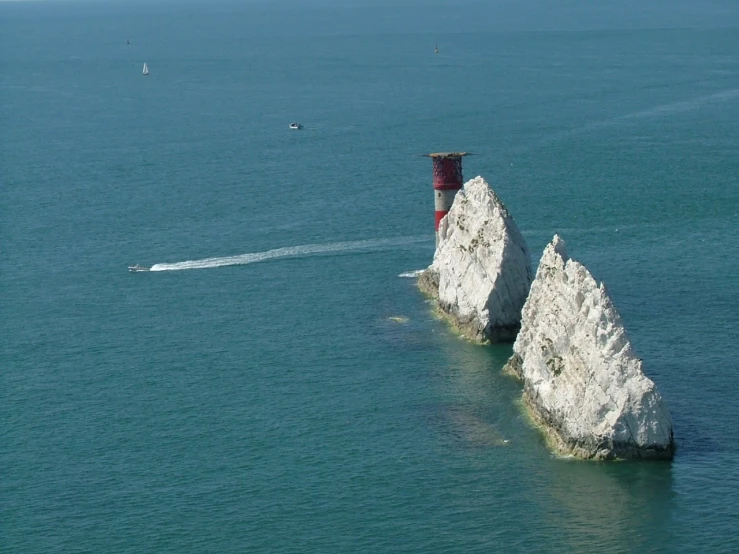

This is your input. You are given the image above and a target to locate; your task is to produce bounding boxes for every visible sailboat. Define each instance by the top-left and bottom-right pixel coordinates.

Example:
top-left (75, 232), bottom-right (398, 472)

top-left (434, 44), bottom-right (439, 54)
top-left (142, 62), bottom-right (149, 76)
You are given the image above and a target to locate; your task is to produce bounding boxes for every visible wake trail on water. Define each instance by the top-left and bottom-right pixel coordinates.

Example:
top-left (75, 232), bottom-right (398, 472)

top-left (398, 269), bottom-right (425, 278)
top-left (509, 88), bottom-right (739, 155)
top-left (149, 236), bottom-right (431, 272)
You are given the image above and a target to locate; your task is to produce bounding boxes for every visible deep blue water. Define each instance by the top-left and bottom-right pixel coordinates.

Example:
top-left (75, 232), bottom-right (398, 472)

top-left (2, 1), bottom-right (739, 552)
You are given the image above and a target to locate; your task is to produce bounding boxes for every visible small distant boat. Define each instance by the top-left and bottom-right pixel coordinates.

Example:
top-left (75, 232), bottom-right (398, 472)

top-left (289, 122), bottom-right (302, 130)
top-left (434, 44), bottom-right (439, 54)
top-left (142, 62), bottom-right (149, 76)
top-left (128, 264), bottom-right (150, 272)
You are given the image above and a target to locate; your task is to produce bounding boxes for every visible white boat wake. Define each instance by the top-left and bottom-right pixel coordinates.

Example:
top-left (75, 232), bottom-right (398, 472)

top-left (398, 269), bottom-right (425, 278)
top-left (149, 236), bottom-right (431, 272)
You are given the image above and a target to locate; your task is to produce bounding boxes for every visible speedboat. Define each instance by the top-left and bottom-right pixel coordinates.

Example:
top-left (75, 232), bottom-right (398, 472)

top-left (128, 264), bottom-right (150, 272)
top-left (289, 122), bottom-right (302, 130)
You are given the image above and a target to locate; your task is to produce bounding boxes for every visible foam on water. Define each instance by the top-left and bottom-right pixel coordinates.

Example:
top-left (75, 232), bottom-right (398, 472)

top-left (149, 236), bottom-right (430, 271)
top-left (398, 269), bottom-right (425, 278)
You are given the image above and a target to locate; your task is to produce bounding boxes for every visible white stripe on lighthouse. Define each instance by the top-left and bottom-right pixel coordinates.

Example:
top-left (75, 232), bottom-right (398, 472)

top-left (434, 189), bottom-right (461, 212)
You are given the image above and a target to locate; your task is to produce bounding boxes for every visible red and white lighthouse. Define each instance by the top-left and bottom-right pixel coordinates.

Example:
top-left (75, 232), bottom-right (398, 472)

top-left (427, 152), bottom-right (468, 234)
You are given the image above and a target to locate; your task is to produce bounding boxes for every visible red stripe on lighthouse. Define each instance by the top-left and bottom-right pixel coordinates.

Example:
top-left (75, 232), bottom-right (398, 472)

top-left (435, 210), bottom-right (448, 229)
top-left (430, 153), bottom-right (466, 231)
top-left (432, 157), bottom-right (464, 191)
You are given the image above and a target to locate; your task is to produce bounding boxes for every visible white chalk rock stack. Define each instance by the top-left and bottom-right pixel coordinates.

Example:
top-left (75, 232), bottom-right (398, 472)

top-left (504, 235), bottom-right (675, 460)
top-left (418, 176), bottom-right (533, 343)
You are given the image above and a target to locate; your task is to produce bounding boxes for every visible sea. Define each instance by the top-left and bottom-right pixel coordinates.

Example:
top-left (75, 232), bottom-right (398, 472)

top-left (2, 0), bottom-right (739, 552)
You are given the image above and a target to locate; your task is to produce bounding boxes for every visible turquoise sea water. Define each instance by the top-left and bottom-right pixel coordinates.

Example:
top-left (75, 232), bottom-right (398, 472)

top-left (3, 1), bottom-right (739, 552)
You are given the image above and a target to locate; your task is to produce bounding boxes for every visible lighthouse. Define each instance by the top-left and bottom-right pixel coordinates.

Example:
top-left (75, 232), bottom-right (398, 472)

top-left (427, 152), bottom-right (468, 240)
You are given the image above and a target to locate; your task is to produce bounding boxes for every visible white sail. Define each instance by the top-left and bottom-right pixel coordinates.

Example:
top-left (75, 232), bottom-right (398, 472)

top-left (142, 63), bottom-right (149, 75)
